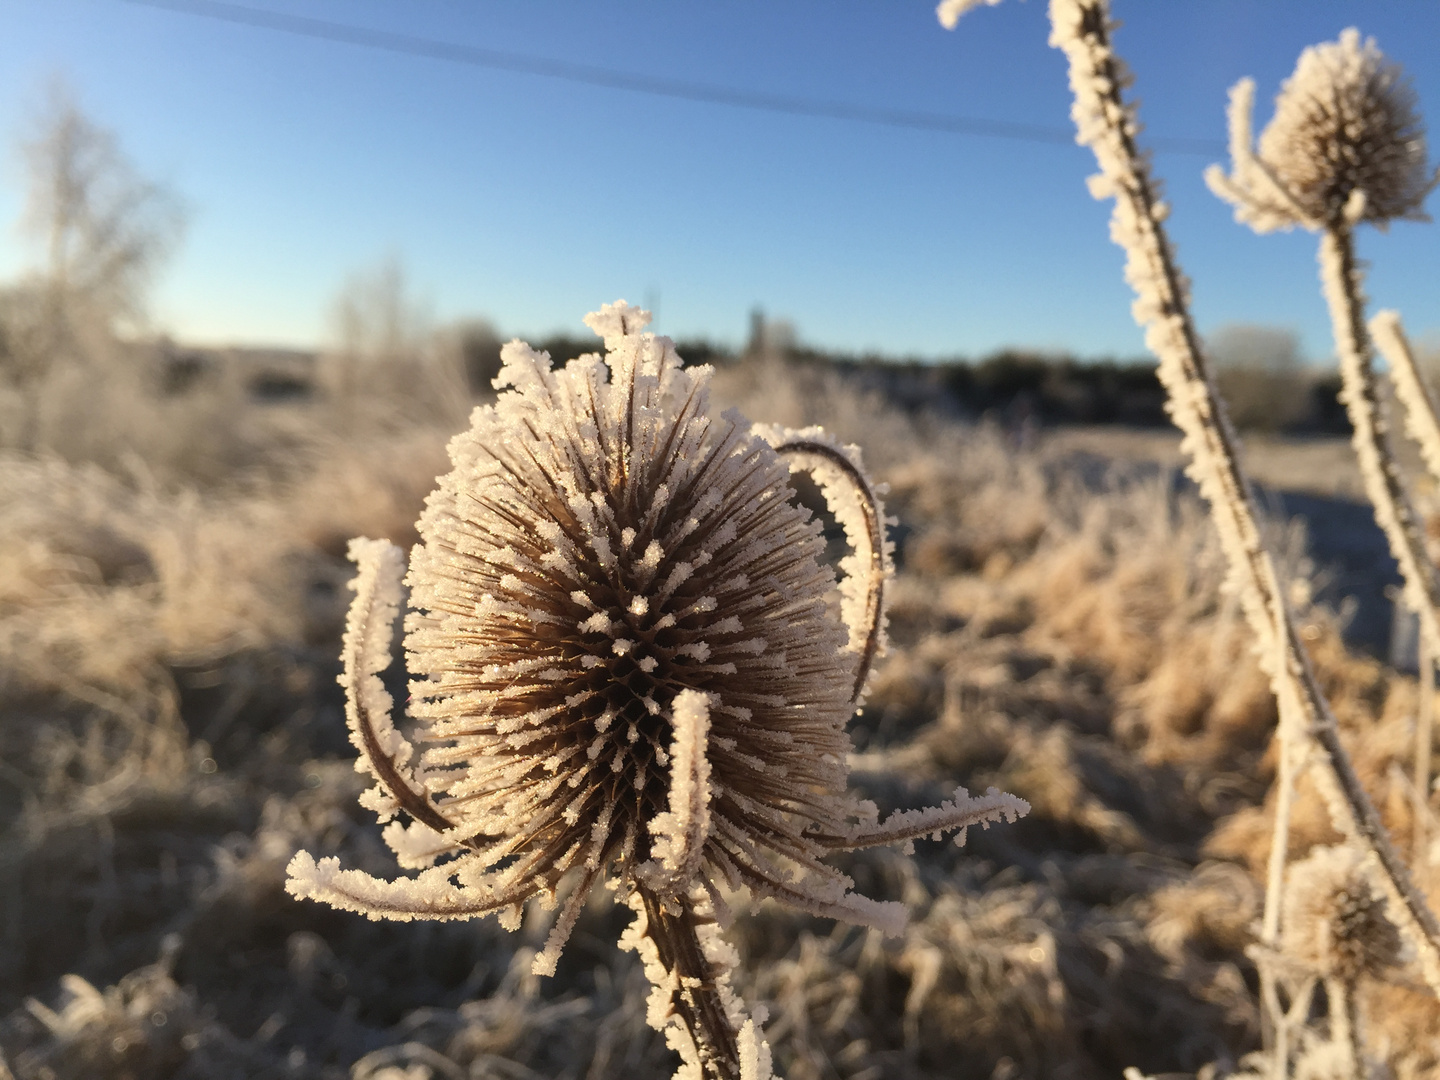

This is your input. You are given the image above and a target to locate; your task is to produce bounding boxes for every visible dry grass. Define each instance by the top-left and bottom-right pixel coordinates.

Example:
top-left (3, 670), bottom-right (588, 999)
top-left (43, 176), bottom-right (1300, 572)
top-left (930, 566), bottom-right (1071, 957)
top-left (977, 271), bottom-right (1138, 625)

top-left (2, 359), bottom-right (1438, 1078)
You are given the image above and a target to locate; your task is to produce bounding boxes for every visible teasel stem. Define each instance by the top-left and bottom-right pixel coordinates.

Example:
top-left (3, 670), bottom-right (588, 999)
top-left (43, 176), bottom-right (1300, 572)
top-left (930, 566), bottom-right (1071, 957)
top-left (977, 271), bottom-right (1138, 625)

top-left (635, 887), bottom-right (742, 1080)
top-left (1372, 310), bottom-right (1440, 866)
top-left (1044, 0), bottom-right (1440, 994)
top-left (1320, 223), bottom-right (1440, 677)
top-left (1259, 618), bottom-right (1308, 1060)
top-left (1261, 967), bottom-right (1317, 1080)
top-left (1324, 975), bottom-right (1365, 1080)
top-left (1374, 310), bottom-right (1440, 490)
top-left (1322, 226), bottom-right (1440, 882)
top-left (1246, 949), bottom-right (1318, 1080)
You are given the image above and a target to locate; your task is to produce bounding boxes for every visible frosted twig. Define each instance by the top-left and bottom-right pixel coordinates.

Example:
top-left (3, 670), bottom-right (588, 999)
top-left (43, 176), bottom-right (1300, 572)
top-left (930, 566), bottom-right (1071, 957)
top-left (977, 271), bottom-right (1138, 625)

top-left (1324, 976), bottom-right (1364, 1080)
top-left (1376, 310), bottom-right (1440, 490)
top-left (1421, 634), bottom-right (1435, 869)
top-left (1374, 312), bottom-right (1440, 848)
top-left (1366, 314), bottom-right (1440, 870)
top-left (1259, 607), bottom-right (1308, 1064)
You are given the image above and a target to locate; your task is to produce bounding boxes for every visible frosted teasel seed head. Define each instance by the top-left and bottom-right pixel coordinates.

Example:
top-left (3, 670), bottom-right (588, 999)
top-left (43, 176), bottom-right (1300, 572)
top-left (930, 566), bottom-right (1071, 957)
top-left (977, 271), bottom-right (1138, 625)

top-left (1207, 29), bottom-right (1439, 233)
top-left (1282, 845), bottom-right (1403, 983)
top-left (286, 301), bottom-right (1029, 981)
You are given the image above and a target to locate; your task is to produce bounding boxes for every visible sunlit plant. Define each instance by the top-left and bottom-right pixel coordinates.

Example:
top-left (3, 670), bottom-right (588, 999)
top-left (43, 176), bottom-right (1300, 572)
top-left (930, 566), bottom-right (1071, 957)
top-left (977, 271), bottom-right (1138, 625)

top-left (286, 300), bottom-right (1029, 1080)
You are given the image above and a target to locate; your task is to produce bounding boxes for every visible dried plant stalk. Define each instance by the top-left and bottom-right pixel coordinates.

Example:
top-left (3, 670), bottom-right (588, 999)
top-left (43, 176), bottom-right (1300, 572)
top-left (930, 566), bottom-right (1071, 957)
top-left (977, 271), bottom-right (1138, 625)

top-left (626, 890), bottom-right (746, 1080)
top-left (945, 0), bottom-right (1440, 994)
top-left (1319, 228), bottom-right (1440, 891)
top-left (1318, 224), bottom-right (1440, 673)
top-left (1324, 977), bottom-right (1364, 1080)
top-left (1374, 310), bottom-right (1440, 488)
top-left (1372, 311), bottom-right (1440, 867)
top-left (1259, 618), bottom-right (1307, 1065)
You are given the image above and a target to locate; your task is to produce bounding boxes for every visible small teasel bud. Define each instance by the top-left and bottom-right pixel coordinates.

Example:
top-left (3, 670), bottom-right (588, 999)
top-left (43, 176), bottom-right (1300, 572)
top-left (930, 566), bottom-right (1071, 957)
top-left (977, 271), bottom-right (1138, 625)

top-left (1282, 844), bottom-right (1402, 983)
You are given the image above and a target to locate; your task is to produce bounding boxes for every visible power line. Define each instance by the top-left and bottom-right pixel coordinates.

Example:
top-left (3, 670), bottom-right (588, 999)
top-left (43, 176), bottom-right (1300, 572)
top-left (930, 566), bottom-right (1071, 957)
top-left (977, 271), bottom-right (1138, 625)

top-left (120, 0), bottom-right (1225, 156)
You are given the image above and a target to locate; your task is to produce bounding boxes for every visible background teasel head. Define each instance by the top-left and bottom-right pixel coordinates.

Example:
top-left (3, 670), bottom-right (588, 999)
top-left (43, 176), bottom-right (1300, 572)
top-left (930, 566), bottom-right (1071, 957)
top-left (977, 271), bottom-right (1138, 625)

top-left (1206, 28), bottom-right (1438, 232)
top-left (285, 301), bottom-right (1028, 985)
top-left (1281, 844), bottom-right (1403, 983)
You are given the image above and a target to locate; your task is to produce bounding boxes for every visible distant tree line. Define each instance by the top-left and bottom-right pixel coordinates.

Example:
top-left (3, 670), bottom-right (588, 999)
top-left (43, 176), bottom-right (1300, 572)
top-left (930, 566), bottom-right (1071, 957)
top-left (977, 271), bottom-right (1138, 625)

top-left (487, 331), bottom-right (1346, 435)
top-left (149, 317), bottom-right (1360, 439)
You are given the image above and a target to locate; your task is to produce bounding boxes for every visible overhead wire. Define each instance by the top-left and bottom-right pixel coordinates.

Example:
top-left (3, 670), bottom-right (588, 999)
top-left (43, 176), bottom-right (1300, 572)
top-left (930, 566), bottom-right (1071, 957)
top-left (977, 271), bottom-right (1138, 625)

top-left (120, 0), bottom-right (1225, 156)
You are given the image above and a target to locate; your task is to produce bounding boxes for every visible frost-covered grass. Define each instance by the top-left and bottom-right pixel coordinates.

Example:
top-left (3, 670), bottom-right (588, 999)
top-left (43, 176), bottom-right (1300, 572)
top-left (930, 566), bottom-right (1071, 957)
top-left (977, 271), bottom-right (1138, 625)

top-left (4, 353), bottom-right (1439, 1078)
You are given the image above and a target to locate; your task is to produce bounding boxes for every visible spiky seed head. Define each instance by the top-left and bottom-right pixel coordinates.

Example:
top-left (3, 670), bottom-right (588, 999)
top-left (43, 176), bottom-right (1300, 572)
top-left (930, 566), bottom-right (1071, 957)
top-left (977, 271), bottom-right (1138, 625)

top-left (405, 303), bottom-right (873, 900)
top-left (1265, 30), bottom-right (1433, 225)
top-left (1209, 29), bottom-right (1437, 232)
top-left (286, 301), bottom-right (1029, 988)
top-left (1281, 844), bottom-right (1402, 982)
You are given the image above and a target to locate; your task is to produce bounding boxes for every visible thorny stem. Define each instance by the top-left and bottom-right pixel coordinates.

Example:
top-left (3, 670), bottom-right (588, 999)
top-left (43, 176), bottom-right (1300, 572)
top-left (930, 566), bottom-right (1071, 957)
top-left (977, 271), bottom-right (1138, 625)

top-left (1263, 621), bottom-right (1303, 945)
top-left (771, 438), bottom-right (887, 702)
top-left (1370, 312), bottom-right (1440, 866)
top-left (1264, 978), bottom-right (1288, 1080)
top-left (1375, 310), bottom-right (1440, 495)
top-left (1321, 224), bottom-right (1440, 673)
top-left (1055, 0), bottom-right (1440, 995)
top-left (1260, 624), bottom-right (1306, 1062)
top-left (638, 886), bottom-right (741, 1080)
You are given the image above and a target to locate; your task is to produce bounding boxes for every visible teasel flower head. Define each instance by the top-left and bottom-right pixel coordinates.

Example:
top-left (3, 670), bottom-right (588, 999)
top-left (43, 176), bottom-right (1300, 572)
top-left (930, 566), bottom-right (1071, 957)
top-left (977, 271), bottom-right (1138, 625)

top-left (1207, 29), bottom-right (1438, 233)
top-left (284, 301), bottom-right (1029, 999)
top-left (1282, 844), bottom-right (1403, 983)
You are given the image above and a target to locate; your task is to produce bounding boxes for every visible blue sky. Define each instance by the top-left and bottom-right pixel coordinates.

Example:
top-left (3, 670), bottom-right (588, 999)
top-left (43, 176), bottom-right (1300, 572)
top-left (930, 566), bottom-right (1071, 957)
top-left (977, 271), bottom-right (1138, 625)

top-left (0, 0), bottom-right (1437, 360)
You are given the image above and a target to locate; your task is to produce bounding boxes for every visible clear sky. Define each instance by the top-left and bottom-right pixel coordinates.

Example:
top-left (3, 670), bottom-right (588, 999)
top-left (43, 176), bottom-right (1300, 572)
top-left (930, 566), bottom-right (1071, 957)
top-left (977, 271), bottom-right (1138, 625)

top-left (0, 0), bottom-right (1437, 360)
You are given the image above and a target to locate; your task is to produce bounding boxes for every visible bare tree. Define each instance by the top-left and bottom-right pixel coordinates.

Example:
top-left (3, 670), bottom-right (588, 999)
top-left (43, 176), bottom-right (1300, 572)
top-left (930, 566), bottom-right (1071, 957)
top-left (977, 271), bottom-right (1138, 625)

top-left (1208, 323), bottom-right (1312, 432)
top-left (435, 317), bottom-right (503, 397)
top-left (320, 255), bottom-right (469, 427)
top-left (0, 84), bottom-right (185, 450)
top-left (19, 84), bottom-right (184, 329)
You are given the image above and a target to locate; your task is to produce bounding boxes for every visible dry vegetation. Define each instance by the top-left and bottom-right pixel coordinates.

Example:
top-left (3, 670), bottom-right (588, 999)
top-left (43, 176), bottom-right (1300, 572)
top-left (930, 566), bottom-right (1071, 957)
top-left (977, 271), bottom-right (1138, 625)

top-left (2, 346), bottom-right (1438, 1078)
top-left (5, 3), bottom-right (1440, 1078)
